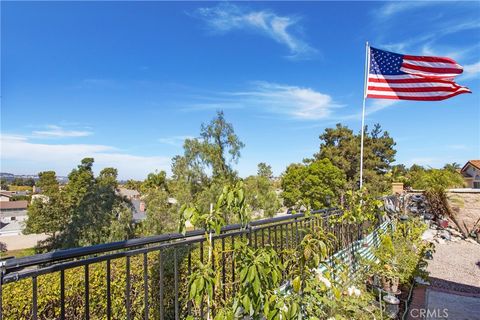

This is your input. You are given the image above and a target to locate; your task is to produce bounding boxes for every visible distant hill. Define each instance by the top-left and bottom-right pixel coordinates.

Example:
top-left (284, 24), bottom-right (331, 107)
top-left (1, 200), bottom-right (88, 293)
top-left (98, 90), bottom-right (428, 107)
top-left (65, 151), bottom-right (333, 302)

top-left (0, 172), bottom-right (68, 183)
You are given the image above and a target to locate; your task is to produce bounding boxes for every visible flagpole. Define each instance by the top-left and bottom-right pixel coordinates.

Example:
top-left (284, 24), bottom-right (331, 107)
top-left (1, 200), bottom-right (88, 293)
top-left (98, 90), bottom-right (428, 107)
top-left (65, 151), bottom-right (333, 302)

top-left (359, 41), bottom-right (370, 190)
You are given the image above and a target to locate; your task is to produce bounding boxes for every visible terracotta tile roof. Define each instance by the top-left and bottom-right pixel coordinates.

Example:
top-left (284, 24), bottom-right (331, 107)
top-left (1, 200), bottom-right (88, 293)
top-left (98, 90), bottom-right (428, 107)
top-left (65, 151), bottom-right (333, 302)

top-left (461, 160), bottom-right (480, 173)
top-left (0, 200), bottom-right (28, 210)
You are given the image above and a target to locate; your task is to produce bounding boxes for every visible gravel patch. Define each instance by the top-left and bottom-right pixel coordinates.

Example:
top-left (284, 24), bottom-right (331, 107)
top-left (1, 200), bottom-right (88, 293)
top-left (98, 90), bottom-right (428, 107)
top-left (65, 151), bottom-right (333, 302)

top-left (426, 240), bottom-right (480, 291)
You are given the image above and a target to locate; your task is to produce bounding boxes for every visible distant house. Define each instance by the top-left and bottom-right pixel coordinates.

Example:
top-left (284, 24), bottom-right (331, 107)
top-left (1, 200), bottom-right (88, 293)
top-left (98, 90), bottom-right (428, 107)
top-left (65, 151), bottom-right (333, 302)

top-left (0, 191), bottom-right (14, 202)
top-left (460, 160), bottom-right (480, 189)
top-left (0, 200), bottom-right (28, 235)
top-left (118, 188), bottom-right (140, 200)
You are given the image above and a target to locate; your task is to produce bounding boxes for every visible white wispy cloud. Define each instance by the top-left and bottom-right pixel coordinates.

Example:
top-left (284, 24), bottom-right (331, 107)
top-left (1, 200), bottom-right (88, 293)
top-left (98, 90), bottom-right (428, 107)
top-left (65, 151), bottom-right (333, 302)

top-left (376, 2), bottom-right (433, 19)
top-left (193, 3), bottom-right (316, 59)
top-left (0, 134), bottom-right (170, 180)
top-left (366, 99), bottom-right (399, 115)
top-left (229, 81), bottom-right (341, 120)
top-left (158, 135), bottom-right (194, 146)
top-left (32, 125), bottom-right (93, 138)
top-left (460, 61), bottom-right (480, 80)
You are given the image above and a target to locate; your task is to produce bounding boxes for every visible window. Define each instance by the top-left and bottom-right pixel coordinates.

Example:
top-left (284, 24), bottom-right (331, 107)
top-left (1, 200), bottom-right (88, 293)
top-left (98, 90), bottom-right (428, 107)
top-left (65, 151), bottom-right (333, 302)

top-left (474, 181), bottom-right (480, 189)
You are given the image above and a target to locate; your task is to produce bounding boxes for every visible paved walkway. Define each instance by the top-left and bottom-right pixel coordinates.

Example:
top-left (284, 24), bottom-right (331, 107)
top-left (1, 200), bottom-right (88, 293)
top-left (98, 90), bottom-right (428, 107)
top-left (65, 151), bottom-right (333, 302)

top-left (411, 239), bottom-right (480, 320)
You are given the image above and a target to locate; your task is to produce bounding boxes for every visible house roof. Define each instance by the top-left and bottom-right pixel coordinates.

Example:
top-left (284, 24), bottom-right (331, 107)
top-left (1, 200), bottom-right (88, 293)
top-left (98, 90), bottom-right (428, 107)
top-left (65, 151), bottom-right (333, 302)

top-left (461, 160), bottom-right (480, 173)
top-left (118, 188), bottom-right (140, 198)
top-left (0, 200), bottom-right (28, 210)
top-left (0, 191), bottom-right (13, 198)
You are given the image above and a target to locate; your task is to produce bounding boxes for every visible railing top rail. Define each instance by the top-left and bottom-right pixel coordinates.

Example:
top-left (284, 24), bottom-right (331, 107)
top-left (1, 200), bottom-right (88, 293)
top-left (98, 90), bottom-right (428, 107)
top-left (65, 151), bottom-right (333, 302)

top-left (2, 208), bottom-right (340, 273)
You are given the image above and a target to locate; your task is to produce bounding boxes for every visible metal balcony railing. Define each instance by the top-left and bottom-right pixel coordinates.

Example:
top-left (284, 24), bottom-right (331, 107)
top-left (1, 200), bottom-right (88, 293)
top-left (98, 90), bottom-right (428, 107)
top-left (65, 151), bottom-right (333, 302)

top-left (0, 208), bottom-right (378, 320)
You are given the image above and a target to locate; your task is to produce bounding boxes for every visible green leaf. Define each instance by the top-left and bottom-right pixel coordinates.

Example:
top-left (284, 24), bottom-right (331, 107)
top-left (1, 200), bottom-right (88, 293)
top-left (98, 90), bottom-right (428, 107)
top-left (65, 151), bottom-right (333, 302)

top-left (292, 276), bottom-right (301, 293)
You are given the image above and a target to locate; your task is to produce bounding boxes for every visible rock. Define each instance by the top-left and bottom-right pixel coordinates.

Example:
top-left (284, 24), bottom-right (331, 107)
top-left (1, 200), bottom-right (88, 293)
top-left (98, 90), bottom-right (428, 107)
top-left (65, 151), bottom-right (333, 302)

top-left (422, 229), bottom-right (437, 241)
top-left (438, 230), bottom-right (451, 241)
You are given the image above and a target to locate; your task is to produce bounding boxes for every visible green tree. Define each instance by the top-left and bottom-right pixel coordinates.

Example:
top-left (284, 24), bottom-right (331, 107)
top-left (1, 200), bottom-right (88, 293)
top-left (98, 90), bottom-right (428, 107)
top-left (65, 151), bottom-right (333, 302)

top-left (315, 123), bottom-right (396, 194)
top-left (141, 171), bottom-right (168, 192)
top-left (408, 167), bottom-right (464, 190)
top-left (244, 163), bottom-right (281, 218)
top-left (257, 162), bottom-right (273, 179)
top-left (56, 159), bottom-right (132, 248)
top-left (123, 179), bottom-right (142, 190)
top-left (443, 162), bottom-right (461, 173)
top-left (169, 111), bottom-right (245, 216)
top-left (108, 202), bottom-right (135, 241)
top-left (184, 111), bottom-right (244, 180)
top-left (1, 179), bottom-right (9, 190)
top-left (24, 171), bottom-right (67, 242)
top-left (143, 188), bottom-right (177, 235)
top-left (36, 171), bottom-right (58, 195)
top-left (281, 158), bottom-right (346, 210)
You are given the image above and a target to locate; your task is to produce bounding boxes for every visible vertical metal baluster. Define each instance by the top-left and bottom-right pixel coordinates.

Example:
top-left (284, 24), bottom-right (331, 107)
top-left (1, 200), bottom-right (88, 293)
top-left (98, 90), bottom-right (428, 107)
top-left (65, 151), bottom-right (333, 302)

top-left (187, 248), bottom-right (192, 314)
top-left (106, 260), bottom-right (111, 320)
top-left (143, 253), bottom-right (149, 320)
top-left (85, 264), bottom-right (89, 320)
top-left (274, 225), bottom-right (278, 250)
top-left (174, 248), bottom-right (179, 320)
top-left (261, 228), bottom-right (265, 246)
top-left (159, 251), bottom-right (164, 320)
top-left (295, 220), bottom-right (300, 247)
top-left (126, 256), bottom-right (131, 320)
top-left (60, 270), bottom-right (65, 320)
top-left (231, 235), bottom-right (235, 297)
top-left (0, 265), bottom-right (3, 320)
top-left (280, 224), bottom-right (284, 257)
top-left (285, 223), bottom-right (290, 249)
top-left (254, 229), bottom-right (258, 249)
top-left (0, 269), bottom-right (2, 320)
top-left (268, 227), bottom-right (272, 245)
top-left (32, 276), bottom-right (38, 320)
top-left (200, 241), bottom-right (204, 318)
top-left (211, 239), bottom-right (215, 317)
top-left (222, 237), bottom-right (226, 301)
top-left (291, 222), bottom-right (295, 248)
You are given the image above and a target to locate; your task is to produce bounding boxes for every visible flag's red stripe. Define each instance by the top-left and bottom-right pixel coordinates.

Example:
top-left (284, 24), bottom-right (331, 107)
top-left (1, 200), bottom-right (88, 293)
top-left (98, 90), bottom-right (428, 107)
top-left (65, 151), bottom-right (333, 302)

top-left (402, 55), bottom-right (457, 64)
top-left (368, 86), bottom-right (460, 93)
top-left (401, 63), bottom-right (463, 74)
top-left (367, 90), bottom-right (471, 101)
top-left (368, 77), bottom-right (455, 84)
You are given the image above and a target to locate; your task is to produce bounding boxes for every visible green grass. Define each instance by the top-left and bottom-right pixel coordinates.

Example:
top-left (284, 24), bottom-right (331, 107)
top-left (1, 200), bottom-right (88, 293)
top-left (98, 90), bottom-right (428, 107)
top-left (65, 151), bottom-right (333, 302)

top-left (1, 247), bottom-right (36, 259)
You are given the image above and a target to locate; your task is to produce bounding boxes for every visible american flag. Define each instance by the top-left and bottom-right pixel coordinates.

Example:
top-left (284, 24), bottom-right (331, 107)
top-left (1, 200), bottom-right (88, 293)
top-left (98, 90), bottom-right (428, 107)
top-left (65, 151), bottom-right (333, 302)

top-left (366, 47), bottom-right (471, 101)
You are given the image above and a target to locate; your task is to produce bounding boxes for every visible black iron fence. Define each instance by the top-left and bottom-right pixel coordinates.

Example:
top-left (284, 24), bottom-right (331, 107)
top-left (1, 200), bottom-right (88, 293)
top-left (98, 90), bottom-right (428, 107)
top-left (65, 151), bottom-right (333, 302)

top-left (0, 208), bottom-right (373, 320)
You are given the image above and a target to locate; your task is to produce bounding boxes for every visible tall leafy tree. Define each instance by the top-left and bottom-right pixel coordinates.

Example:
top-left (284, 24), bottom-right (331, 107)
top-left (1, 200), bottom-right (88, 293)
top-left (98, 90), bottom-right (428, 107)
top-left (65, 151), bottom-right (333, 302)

top-left (281, 158), bottom-right (346, 210)
top-left (257, 162), bottom-right (274, 179)
top-left (244, 163), bottom-right (281, 218)
top-left (169, 111), bottom-right (245, 215)
top-left (315, 123), bottom-right (396, 194)
top-left (184, 111), bottom-right (244, 180)
top-left (25, 171), bottom-right (67, 242)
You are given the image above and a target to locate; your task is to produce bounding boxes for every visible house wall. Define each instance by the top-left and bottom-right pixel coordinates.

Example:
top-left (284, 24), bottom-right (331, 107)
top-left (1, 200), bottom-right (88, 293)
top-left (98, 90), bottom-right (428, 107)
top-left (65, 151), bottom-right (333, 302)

top-left (464, 165), bottom-right (480, 188)
top-left (0, 209), bottom-right (28, 223)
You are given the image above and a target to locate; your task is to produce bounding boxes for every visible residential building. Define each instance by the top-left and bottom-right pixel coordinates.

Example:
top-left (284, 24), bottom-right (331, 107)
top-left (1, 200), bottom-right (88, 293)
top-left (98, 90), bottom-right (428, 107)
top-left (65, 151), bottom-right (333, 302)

top-left (0, 191), bottom-right (14, 202)
top-left (0, 200), bottom-right (28, 235)
top-left (118, 188), bottom-right (140, 200)
top-left (460, 160), bottom-right (480, 189)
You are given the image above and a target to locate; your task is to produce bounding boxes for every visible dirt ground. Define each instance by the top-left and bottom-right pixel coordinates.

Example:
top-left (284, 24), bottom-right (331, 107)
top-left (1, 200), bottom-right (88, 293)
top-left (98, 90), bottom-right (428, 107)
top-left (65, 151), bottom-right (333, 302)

top-left (0, 233), bottom-right (48, 251)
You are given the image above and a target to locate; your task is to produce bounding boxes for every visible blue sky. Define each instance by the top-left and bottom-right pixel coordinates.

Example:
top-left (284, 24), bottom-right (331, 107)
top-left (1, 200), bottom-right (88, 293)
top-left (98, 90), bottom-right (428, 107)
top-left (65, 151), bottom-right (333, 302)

top-left (1, 1), bottom-right (479, 180)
